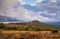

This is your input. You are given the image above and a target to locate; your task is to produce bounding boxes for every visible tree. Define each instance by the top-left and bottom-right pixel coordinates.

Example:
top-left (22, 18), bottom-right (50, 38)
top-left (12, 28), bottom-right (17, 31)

top-left (0, 23), bottom-right (5, 29)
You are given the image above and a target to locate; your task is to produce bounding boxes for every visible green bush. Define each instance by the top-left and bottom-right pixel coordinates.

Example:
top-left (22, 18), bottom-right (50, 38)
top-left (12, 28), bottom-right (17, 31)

top-left (51, 30), bottom-right (59, 34)
top-left (0, 23), bottom-right (5, 29)
top-left (5, 26), bottom-right (17, 30)
top-left (35, 27), bottom-right (41, 31)
top-left (24, 28), bottom-right (29, 31)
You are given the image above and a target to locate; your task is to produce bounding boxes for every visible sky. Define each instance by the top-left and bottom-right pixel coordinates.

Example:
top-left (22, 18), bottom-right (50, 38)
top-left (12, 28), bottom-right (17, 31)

top-left (0, 0), bottom-right (60, 22)
top-left (19, 0), bottom-right (43, 6)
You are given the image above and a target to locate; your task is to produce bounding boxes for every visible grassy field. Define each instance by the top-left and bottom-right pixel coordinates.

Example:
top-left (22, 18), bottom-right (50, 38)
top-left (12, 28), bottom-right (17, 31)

top-left (0, 31), bottom-right (60, 39)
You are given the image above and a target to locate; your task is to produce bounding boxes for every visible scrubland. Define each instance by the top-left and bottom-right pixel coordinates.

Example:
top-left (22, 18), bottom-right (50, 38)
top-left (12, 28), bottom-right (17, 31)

top-left (0, 31), bottom-right (60, 39)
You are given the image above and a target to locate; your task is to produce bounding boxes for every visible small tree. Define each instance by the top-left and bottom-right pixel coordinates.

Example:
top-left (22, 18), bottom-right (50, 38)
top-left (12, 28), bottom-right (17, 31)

top-left (0, 23), bottom-right (5, 29)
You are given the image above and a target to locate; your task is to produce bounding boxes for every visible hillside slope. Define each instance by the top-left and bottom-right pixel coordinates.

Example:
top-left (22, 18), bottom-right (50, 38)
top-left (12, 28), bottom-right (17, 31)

top-left (27, 20), bottom-right (60, 31)
top-left (2, 20), bottom-right (60, 31)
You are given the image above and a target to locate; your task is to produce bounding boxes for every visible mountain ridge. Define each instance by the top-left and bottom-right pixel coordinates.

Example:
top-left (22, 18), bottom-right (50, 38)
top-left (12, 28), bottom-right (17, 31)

top-left (0, 15), bottom-right (25, 23)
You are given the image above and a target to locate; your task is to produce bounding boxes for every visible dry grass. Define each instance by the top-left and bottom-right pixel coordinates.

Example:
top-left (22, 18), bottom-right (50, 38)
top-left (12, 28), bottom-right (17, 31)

top-left (0, 31), bottom-right (60, 39)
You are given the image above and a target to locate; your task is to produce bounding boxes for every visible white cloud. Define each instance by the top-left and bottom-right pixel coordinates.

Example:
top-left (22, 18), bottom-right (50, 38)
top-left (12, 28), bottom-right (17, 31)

top-left (48, 13), bottom-right (56, 17)
top-left (0, 0), bottom-right (59, 22)
top-left (19, 0), bottom-right (42, 5)
top-left (18, 0), bottom-right (26, 4)
top-left (21, 10), bottom-right (57, 22)
top-left (18, 0), bottom-right (22, 2)
top-left (50, 0), bottom-right (57, 3)
top-left (20, 2), bottom-right (26, 5)
top-left (19, 0), bottom-right (37, 6)
top-left (30, 4), bottom-right (36, 6)
top-left (37, 0), bottom-right (43, 2)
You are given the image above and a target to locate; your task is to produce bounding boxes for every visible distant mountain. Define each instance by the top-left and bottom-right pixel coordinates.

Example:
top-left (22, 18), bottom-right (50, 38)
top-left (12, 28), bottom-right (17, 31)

top-left (45, 22), bottom-right (60, 27)
top-left (0, 15), bottom-right (25, 23)
top-left (27, 20), bottom-right (60, 30)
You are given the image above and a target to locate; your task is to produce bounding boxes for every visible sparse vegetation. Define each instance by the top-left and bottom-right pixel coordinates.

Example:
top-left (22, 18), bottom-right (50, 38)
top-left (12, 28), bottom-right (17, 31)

top-left (0, 23), bottom-right (5, 29)
top-left (5, 26), bottom-right (17, 30)
top-left (0, 20), bottom-right (60, 39)
top-left (0, 20), bottom-right (60, 31)
top-left (0, 31), bottom-right (59, 39)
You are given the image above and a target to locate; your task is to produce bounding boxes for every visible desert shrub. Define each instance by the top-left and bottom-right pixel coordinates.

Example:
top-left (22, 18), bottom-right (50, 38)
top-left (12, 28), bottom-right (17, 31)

top-left (24, 28), bottom-right (29, 31)
top-left (35, 27), bottom-right (41, 31)
top-left (5, 26), bottom-right (17, 30)
top-left (51, 30), bottom-right (59, 34)
top-left (28, 28), bottom-right (33, 31)
top-left (0, 23), bottom-right (5, 29)
top-left (17, 27), bottom-right (26, 31)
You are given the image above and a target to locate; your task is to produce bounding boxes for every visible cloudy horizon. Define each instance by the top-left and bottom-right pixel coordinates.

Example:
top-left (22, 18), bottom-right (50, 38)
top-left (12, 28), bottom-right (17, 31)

top-left (0, 0), bottom-right (60, 22)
